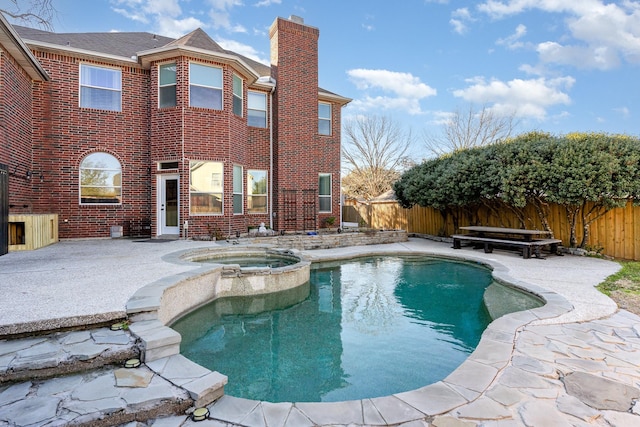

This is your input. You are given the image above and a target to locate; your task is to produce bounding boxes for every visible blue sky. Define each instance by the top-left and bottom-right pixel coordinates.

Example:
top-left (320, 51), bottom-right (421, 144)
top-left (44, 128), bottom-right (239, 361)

top-left (5, 0), bottom-right (640, 157)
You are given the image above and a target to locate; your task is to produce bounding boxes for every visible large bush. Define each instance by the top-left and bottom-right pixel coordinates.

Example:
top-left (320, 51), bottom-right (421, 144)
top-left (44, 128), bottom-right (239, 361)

top-left (393, 132), bottom-right (640, 247)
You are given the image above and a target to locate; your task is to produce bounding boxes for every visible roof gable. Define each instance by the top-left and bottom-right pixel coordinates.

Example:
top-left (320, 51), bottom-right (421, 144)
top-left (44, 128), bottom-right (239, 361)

top-left (164, 28), bottom-right (225, 53)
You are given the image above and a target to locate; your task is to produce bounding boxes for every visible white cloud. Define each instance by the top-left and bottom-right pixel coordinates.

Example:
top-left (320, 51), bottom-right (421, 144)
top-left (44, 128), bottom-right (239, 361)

top-left (112, 7), bottom-right (149, 24)
top-left (428, 110), bottom-right (456, 125)
top-left (614, 106), bottom-right (630, 118)
top-left (110, 0), bottom-right (246, 36)
top-left (477, 0), bottom-right (640, 69)
top-left (217, 37), bottom-right (269, 64)
top-left (158, 17), bottom-right (205, 38)
top-left (537, 42), bottom-right (620, 70)
top-left (518, 63), bottom-right (549, 76)
top-left (496, 24), bottom-right (527, 49)
top-left (347, 69), bottom-right (437, 115)
top-left (255, 0), bottom-right (282, 6)
top-left (450, 8), bottom-right (474, 34)
top-left (450, 19), bottom-right (467, 35)
top-left (453, 75), bottom-right (575, 120)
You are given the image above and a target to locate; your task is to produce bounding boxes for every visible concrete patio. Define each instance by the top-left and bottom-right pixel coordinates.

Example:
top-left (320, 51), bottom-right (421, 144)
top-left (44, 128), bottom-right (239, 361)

top-left (0, 237), bottom-right (638, 426)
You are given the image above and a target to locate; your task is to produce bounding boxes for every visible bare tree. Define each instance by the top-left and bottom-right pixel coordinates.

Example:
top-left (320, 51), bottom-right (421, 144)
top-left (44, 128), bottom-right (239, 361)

top-left (342, 115), bottom-right (412, 200)
top-left (424, 103), bottom-right (518, 157)
top-left (1, 0), bottom-right (56, 30)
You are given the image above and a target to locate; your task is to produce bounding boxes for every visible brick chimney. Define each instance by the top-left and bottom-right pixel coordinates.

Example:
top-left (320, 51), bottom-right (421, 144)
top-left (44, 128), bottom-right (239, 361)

top-left (269, 16), bottom-right (321, 231)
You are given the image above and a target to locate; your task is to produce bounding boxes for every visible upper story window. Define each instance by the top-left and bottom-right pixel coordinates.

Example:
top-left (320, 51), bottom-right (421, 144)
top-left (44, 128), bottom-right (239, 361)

top-left (248, 91), bottom-right (267, 128)
top-left (159, 63), bottom-right (177, 108)
top-left (80, 152), bottom-right (122, 204)
top-left (319, 102), bottom-right (332, 135)
top-left (233, 74), bottom-right (243, 116)
top-left (189, 63), bottom-right (222, 109)
top-left (80, 64), bottom-right (121, 112)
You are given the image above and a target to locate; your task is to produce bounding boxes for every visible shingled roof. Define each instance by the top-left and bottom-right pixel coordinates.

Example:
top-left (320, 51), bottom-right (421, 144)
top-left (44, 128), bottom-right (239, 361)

top-left (13, 25), bottom-right (174, 59)
top-left (14, 25), bottom-right (271, 76)
top-left (12, 24), bottom-right (348, 102)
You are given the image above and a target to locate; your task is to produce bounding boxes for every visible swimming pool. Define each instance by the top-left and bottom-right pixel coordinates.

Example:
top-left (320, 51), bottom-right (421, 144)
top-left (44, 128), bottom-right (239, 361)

top-left (172, 256), bottom-right (525, 402)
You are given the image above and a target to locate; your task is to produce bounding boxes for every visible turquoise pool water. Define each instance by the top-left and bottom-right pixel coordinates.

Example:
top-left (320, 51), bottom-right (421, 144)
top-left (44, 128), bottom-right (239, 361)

top-left (197, 255), bottom-right (297, 268)
top-left (172, 256), bottom-right (494, 402)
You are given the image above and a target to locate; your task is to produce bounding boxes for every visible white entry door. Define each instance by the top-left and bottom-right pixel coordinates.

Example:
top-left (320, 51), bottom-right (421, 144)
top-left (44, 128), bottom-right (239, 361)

top-left (159, 175), bottom-right (179, 235)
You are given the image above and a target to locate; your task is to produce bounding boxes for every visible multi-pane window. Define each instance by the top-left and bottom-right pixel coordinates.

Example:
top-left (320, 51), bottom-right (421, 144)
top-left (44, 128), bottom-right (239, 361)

top-left (190, 161), bottom-right (223, 214)
top-left (319, 173), bottom-right (331, 212)
top-left (319, 102), bottom-right (332, 135)
top-left (233, 165), bottom-right (243, 214)
top-left (80, 64), bottom-right (121, 112)
top-left (247, 170), bottom-right (267, 213)
top-left (233, 74), bottom-right (243, 116)
top-left (248, 91), bottom-right (267, 128)
top-left (189, 63), bottom-right (222, 109)
top-left (80, 152), bottom-right (122, 204)
top-left (159, 63), bottom-right (176, 108)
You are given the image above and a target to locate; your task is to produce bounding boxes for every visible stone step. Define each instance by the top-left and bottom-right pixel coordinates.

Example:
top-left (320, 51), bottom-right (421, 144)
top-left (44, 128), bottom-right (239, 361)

top-left (0, 328), bottom-right (139, 384)
top-left (125, 321), bottom-right (229, 407)
top-left (0, 326), bottom-right (228, 426)
top-left (0, 365), bottom-right (192, 427)
top-left (128, 320), bottom-right (181, 362)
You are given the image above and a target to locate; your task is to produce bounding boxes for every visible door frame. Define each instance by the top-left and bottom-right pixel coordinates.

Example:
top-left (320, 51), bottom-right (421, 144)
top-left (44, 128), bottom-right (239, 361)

top-left (157, 174), bottom-right (180, 236)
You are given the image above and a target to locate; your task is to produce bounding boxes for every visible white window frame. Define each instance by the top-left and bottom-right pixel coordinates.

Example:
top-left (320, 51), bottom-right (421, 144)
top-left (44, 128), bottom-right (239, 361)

top-left (189, 62), bottom-right (223, 110)
top-left (319, 102), bottom-right (332, 136)
top-left (233, 74), bottom-right (243, 117)
top-left (319, 173), bottom-right (332, 213)
top-left (79, 152), bottom-right (122, 205)
top-left (189, 161), bottom-right (224, 215)
top-left (79, 64), bottom-right (122, 112)
top-left (248, 91), bottom-right (267, 128)
top-left (159, 62), bottom-right (177, 108)
top-left (233, 164), bottom-right (243, 215)
top-left (247, 169), bottom-right (268, 214)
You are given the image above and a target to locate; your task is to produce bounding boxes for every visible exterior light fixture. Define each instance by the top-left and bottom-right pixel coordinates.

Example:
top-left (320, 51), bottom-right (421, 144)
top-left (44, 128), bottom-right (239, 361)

top-left (124, 358), bottom-right (141, 368)
top-left (110, 322), bottom-right (125, 331)
top-left (192, 407), bottom-right (209, 421)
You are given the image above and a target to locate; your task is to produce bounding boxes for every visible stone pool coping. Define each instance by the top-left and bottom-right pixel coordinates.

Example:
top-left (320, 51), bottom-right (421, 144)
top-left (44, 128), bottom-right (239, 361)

top-left (123, 241), bottom-right (601, 425)
top-left (0, 237), bottom-right (626, 426)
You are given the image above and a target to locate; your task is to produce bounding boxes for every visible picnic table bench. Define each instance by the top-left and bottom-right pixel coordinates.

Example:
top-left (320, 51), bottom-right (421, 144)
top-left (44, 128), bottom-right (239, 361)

top-left (452, 226), bottom-right (562, 259)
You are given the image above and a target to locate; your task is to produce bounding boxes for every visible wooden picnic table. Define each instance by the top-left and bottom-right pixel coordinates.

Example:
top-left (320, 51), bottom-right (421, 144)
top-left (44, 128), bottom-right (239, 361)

top-left (458, 226), bottom-right (552, 241)
top-left (453, 226), bottom-right (561, 259)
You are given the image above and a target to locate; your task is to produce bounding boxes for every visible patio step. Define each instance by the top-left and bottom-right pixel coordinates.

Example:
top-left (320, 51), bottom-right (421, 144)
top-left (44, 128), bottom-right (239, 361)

top-left (0, 365), bottom-right (192, 426)
top-left (0, 326), bottom-right (228, 426)
top-left (0, 327), bottom-right (139, 384)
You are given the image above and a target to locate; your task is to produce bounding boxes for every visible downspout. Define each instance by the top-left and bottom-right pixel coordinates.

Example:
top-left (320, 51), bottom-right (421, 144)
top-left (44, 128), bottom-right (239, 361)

top-left (269, 83), bottom-right (275, 230)
top-left (181, 105), bottom-right (186, 239)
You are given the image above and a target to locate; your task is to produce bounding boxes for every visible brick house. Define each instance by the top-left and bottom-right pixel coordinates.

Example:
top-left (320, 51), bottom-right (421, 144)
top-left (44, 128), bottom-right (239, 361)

top-left (0, 14), bottom-right (350, 243)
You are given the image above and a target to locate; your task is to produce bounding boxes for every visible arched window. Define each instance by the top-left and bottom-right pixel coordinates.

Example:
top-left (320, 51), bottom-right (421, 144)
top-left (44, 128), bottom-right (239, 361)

top-left (79, 152), bottom-right (122, 204)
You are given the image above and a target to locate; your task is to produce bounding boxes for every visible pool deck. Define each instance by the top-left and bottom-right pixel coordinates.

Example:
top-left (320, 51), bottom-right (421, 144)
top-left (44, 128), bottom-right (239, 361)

top-left (1, 237), bottom-right (639, 426)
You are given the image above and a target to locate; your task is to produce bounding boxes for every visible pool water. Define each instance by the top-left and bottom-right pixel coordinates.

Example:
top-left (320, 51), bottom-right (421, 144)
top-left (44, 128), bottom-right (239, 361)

top-left (172, 256), bottom-right (494, 402)
top-left (197, 255), bottom-right (296, 268)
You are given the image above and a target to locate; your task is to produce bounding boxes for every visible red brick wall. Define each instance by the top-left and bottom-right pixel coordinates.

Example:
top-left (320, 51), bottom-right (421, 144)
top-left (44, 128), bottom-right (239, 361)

top-left (5, 18), bottom-right (343, 239)
top-left (1, 51), bottom-right (35, 212)
top-left (270, 17), bottom-right (341, 231)
top-left (149, 57), bottom-right (272, 238)
top-left (31, 52), bottom-right (152, 238)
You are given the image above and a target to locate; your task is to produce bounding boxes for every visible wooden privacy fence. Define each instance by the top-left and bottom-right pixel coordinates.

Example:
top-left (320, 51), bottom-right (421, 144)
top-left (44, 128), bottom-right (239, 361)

top-left (344, 200), bottom-right (640, 261)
